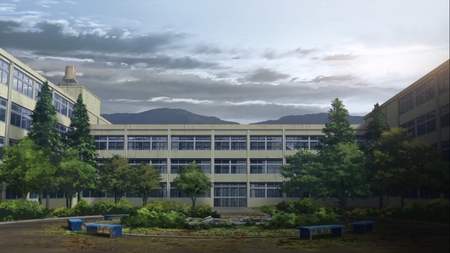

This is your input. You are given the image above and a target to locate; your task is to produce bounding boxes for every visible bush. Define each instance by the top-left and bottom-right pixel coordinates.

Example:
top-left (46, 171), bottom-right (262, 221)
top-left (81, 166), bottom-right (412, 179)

top-left (52, 207), bottom-right (74, 217)
top-left (276, 201), bottom-right (297, 213)
top-left (258, 205), bottom-right (277, 214)
top-left (112, 199), bottom-right (136, 214)
top-left (295, 198), bottom-right (318, 214)
top-left (122, 208), bottom-right (187, 228)
top-left (189, 204), bottom-right (220, 218)
top-left (305, 207), bottom-right (339, 226)
top-left (73, 199), bottom-right (93, 216)
top-left (159, 211), bottom-right (187, 228)
top-left (144, 201), bottom-right (190, 215)
top-left (267, 212), bottom-right (297, 228)
top-left (0, 199), bottom-right (47, 221)
top-left (424, 199), bottom-right (449, 223)
top-left (402, 201), bottom-right (426, 221)
top-left (92, 200), bottom-right (115, 214)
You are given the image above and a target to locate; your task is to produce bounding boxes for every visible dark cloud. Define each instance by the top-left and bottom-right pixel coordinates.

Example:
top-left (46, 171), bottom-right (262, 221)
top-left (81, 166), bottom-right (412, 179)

top-left (322, 54), bottom-right (359, 61)
top-left (242, 68), bottom-right (290, 82)
top-left (193, 45), bottom-right (222, 54)
top-left (263, 47), bottom-right (316, 60)
top-left (309, 74), bottom-right (359, 83)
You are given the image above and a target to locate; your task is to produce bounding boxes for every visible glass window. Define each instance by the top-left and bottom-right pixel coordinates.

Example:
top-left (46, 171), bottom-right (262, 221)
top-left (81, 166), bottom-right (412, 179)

top-left (129, 159), bottom-right (167, 174)
top-left (127, 136), bottom-right (168, 150)
top-left (171, 136), bottom-right (211, 150)
top-left (250, 183), bottom-right (282, 198)
top-left (214, 159), bottom-right (246, 174)
top-left (0, 58), bottom-right (10, 86)
top-left (12, 68), bottom-right (34, 98)
top-left (53, 92), bottom-right (68, 116)
top-left (170, 159), bottom-right (211, 174)
top-left (10, 103), bottom-right (32, 130)
top-left (0, 97), bottom-right (7, 122)
top-left (399, 91), bottom-right (415, 115)
top-left (438, 68), bottom-right (449, 93)
top-left (440, 104), bottom-right (449, 128)
top-left (94, 136), bottom-right (124, 150)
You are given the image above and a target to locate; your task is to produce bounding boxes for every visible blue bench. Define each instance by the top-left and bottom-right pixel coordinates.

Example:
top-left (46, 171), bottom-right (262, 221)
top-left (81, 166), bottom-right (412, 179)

top-left (296, 225), bottom-right (345, 240)
top-left (67, 218), bottom-right (83, 231)
top-left (104, 214), bottom-right (128, 220)
top-left (86, 223), bottom-right (123, 238)
top-left (352, 220), bottom-right (375, 234)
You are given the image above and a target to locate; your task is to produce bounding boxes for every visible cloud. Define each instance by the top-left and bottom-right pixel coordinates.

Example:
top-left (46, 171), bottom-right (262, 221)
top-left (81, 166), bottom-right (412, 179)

top-left (308, 74), bottom-right (360, 84)
top-left (242, 68), bottom-right (290, 82)
top-left (322, 54), bottom-right (359, 61)
top-left (263, 47), bottom-right (316, 60)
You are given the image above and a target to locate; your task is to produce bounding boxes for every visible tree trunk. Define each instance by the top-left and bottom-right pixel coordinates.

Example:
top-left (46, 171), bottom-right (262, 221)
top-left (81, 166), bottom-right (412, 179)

top-left (191, 196), bottom-right (196, 208)
top-left (142, 195), bottom-right (148, 206)
top-left (77, 191), bottom-right (82, 202)
top-left (38, 190), bottom-right (43, 205)
top-left (22, 191), bottom-right (28, 200)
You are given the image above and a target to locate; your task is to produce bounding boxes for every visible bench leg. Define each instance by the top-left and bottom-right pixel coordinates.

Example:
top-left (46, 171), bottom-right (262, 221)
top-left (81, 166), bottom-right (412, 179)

top-left (110, 227), bottom-right (123, 238)
top-left (353, 225), bottom-right (365, 234)
top-left (299, 229), bottom-right (312, 240)
top-left (331, 228), bottom-right (343, 237)
top-left (86, 226), bottom-right (98, 235)
top-left (366, 223), bottom-right (374, 232)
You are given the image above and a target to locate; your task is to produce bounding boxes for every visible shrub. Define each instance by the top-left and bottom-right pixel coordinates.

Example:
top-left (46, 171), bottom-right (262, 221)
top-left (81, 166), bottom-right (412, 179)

top-left (144, 201), bottom-right (190, 215)
top-left (52, 207), bottom-right (74, 217)
top-left (305, 207), bottom-right (339, 226)
top-left (92, 200), bottom-right (115, 214)
top-left (0, 199), bottom-right (47, 221)
top-left (189, 204), bottom-right (220, 218)
top-left (112, 199), bottom-right (136, 214)
top-left (295, 198), bottom-right (318, 214)
top-left (159, 211), bottom-right (187, 228)
top-left (122, 208), bottom-right (160, 228)
top-left (73, 199), bottom-right (93, 216)
top-left (402, 201), bottom-right (426, 221)
top-left (267, 212), bottom-right (296, 228)
top-left (424, 199), bottom-right (449, 223)
top-left (276, 201), bottom-right (297, 213)
top-left (258, 205), bottom-right (277, 214)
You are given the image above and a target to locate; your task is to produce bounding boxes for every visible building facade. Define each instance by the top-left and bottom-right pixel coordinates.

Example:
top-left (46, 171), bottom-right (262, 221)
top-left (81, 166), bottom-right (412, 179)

top-left (1, 47), bottom-right (448, 208)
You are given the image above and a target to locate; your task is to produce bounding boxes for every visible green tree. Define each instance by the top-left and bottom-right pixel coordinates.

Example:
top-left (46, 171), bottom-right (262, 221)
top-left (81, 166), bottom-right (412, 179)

top-left (66, 94), bottom-right (97, 167)
top-left (97, 155), bottom-right (133, 203)
top-left (315, 142), bottom-right (369, 209)
top-left (374, 127), bottom-right (449, 208)
top-left (320, 98), bottom-right (356, 146)
top-left (57, 149), bottom-right (97, 208)
top-left (28, 81), bottom-right (62, 155)
top-left (363, 103), bottom-right (390, 209)
top-left (0, 138), bottom-right (55, 199)
top-left (281, 150), bottom-right (320, 198)
top-left (131, 163), bottom-right (163, 206)
top-left (172, 163), bottom-right (212, 207)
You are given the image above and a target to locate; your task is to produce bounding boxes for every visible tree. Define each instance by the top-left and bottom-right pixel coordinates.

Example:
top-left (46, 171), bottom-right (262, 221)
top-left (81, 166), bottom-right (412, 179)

top-left (315, 142), bottom-right (369, 209)
top-left (131, 163), bottom-right (162, 206)
top-left (172, 163), bottom-right (212, 207)
top-left (363, 103), bottom-right (390, 209)
top-left (0, 138), bottom-right (55, 199)
top-left (57, 149), bottom-right (97, 208)
top-left (320, 98), bottom-right (356, 147)
top-left (281, 150), bottom-right (320, 198)
top-left (97, 155), bottom-right (133, 203)
top-left (373, 127), bottom-right (449, 208)
top-left (28, 81), bottom-right (62, 156)
top-left (66, 94), bottom-right (97, 168)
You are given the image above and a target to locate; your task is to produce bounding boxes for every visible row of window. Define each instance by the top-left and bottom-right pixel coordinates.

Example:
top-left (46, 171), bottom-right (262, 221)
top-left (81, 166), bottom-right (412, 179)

top-left (95, 135), bottom-right (327, 151)
top-left (0, 58), bottom-right (9, 86)
top-left (438, 68), bottom-right (449, 93)
top-left (400, 107), bottom-right (448, 137)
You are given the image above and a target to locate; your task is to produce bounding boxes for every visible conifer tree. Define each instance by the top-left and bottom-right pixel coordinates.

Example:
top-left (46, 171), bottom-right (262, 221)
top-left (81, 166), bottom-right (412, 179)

top-left (28, 81), bottom-right (62, 155)
top-left (320, 98), bottom-right (356, 147)
top-left (66, 94), bottom-right (97, 167)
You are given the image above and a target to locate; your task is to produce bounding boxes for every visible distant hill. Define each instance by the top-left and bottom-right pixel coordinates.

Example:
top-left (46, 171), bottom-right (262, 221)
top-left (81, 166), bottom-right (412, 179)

top-left (101, 108), bottom-right (240, 124)
top-left (251, 113), bottom-right (365, 124)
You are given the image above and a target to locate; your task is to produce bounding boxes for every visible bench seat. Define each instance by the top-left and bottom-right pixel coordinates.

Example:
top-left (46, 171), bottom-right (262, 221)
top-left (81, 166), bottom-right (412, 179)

top-left (67, 218), bottom-right (83, 231)
top-left (352, 220), bottom-right (375, 234)
top-left (86, 223), bottom-right (123, 238)
top-left (296, 225), bottom-right (345, 240)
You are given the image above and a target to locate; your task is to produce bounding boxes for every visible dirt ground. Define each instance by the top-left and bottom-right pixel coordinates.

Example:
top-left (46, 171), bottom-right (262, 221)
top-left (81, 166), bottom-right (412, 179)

top-left (0, 217), bottom-right (448, 253)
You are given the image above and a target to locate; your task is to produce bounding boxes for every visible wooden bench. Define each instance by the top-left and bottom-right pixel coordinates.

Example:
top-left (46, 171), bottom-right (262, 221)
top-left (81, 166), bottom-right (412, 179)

top-left (86, 223), bottom-right (123, 238)
top-left (103, 214), bottom-right (128, 220)
top-left (67, 218), bottom-right (83, 231)
top-left (352, 220), bottom-right (375, 234)
top-left (296, 225), bottom-right (345, 240)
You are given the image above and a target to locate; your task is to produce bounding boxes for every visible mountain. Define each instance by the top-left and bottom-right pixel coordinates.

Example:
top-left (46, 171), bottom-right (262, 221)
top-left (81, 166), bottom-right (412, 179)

top-left (101, 108), bottom-right (240, 124)
top-left (251, 113), bottom-right (365, 124)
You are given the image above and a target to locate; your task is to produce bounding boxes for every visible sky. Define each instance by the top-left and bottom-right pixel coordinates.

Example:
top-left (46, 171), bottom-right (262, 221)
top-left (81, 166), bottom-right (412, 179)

top-left (0, 0), bottom-right (448, 124)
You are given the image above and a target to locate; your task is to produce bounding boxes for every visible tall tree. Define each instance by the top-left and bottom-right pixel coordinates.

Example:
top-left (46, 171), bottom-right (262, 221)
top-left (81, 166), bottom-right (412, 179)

top-left (0, 138), bottom-right (54, 199)
top-left (97, 155), bottom-right (133, 203)
top-left (28, 81), bottom-right (62, 156)
top-left (172, 163), bottom-right (212, 207)
top-left (281, 150), bottom-right (320, 198)
top-left (66, 94), bottom-right (97, 167)
top-left (373, 127), bottom-right (449, 208)
top-left (363, 103), bottom-right (390, 209)
top-left (320, 98), bottom-right (356, 147)
top-left (57, 149), bottom-right (97, 208)
top-left (131, 163), bottom-right (163, 206)
top-left (315, 142), bottom-right (369, 209)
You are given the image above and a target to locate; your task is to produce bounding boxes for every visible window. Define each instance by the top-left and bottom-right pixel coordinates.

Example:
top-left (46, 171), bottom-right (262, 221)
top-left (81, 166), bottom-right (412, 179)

top-left (214, 159), bottom-right (246, 174)
top-left (128, 136), bottom-right (168, 150)
top-left (150, 183), bottom-right (167, 198)
top-left (170, 159), bottom-right (211, 174)
top-left (171, 136), bottom-right (211, 150)
top-left (54, 93), bottom-right (68, 116)
top-left (214, 136), bottom-right (246, 150)
top-left (250, 183), bottom-right (282, 198)
top-left (415, 80), bottom-right (435, 107)
top-left (170, 185), bottom-right (210, 198)
top-left (9, 139), bottom-right (18, 146)
top-left (440, 104), bottom-right (449, 128)
top-left (10, 103), bottom-right (32, 130)
top-left (0, 58), bottom-right (9, 86)
top-left (285, 136), bottom-right (322, 150)
top-left (35, 82), bottom-right (42, 101)
top-left (250, 159), bottom-right (282, 174)
top-left (12, 68), bottom-right (34, 98)
top-left (68, 102), bottom-right (74, 118)
top-left (416, 110), bottom-right (436, 136)
top-left (442, 140), bottom-right (449, 162)
top-left (399, 91), bottom-right (414, 115)
top-left (128, 159), bottom-right (167, 174)
top-left (82, 189), bottom-right (106, 198)
top-left (404, 187), bottom-right (418, 199)
top-left (0, 136), bottom-right (4, 151)
top-left (214, 183), bottom-right (247, 207)
top-left (55, 123), bottom-right (68, 139)
top-left (438, 68), bottom-right (449, 93)
top-left (94, 136), bottom-right (124, 150)
top-left (286, 190), bottom-right (312, 198)
top-left (250, 136), bottom-right (282, 150)
top-left (0, 97), bottom-right (7, 122)
top-left (400, 120), bottom-right (416, 137)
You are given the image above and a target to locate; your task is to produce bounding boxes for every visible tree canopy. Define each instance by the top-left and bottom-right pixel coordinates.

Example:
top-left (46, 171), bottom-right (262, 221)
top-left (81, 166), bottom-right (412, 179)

top-left (131, 163), bottom-right (162, 205)
top-left (320, 98), bottom-right (356, 147)
top-left (97, 155), bottom-right (133, 203)
top-left (172, 163), bottom-right (212, 207)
